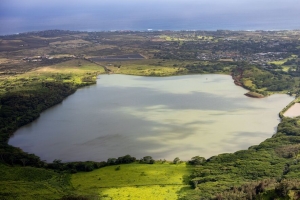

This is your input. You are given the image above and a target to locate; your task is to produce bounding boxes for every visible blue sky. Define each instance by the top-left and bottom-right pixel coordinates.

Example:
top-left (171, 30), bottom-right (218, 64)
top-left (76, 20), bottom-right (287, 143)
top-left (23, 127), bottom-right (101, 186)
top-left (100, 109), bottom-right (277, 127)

top-left (1, 0), bottom-right (300, 34)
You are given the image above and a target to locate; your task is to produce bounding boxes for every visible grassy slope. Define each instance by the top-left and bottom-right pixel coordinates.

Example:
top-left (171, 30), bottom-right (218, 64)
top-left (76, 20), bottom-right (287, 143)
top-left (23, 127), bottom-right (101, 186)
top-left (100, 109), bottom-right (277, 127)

top-left (0, 164), bottom-right (71, 200)
top-left (71, 162), bottom-right (192, 200)
top-left (0, 162), bottom-right (192, 200)
top-left (0, 59), bottom-right (105, 96)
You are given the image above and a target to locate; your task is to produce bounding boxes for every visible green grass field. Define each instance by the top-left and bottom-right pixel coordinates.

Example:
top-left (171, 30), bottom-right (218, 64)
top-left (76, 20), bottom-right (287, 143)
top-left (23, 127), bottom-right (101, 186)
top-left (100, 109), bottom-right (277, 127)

top-left (0, 164), bottom-right (71, 200)
top-left (0, 59), bottom-right (105, 95)
top-left (0, 162), bottom-right (193, 200)
top-left (104, 59), bottom-right (189, 76)
top-left (269, 54), bottom-right (298, 65)
top-left (71, 162), bottom-right (193, 200)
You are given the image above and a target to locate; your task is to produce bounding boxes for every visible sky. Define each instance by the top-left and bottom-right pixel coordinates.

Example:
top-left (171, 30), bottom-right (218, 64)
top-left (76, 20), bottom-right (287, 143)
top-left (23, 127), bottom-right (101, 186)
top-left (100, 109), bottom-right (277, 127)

top-left (0, 0), bottom-right (300, 35)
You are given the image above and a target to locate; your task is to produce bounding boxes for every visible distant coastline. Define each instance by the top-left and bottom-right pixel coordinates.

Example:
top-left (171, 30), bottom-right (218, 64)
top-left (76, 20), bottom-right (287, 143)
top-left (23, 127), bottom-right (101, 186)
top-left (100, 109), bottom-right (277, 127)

top-left (1, 27), bottom-right (300, 36)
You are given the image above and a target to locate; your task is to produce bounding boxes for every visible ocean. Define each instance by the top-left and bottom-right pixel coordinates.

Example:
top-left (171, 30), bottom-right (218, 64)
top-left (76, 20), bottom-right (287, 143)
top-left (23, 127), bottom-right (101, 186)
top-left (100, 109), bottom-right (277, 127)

top-left (1, 0), bottom-right (300, 35)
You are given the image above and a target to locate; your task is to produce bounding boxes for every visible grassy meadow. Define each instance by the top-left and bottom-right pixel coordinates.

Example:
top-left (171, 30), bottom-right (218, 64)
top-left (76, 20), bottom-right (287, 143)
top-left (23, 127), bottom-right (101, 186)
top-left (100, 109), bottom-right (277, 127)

top-left (0, 59), bottom-right (105, 96)
top-left (0, 162), bottom-right (193, 200)
top-left (103, 59), bottom-right (189, 76)
top-left (71, 162), bottom-right (192, 200)
top-left (0, 164), bottom-right (71, 200)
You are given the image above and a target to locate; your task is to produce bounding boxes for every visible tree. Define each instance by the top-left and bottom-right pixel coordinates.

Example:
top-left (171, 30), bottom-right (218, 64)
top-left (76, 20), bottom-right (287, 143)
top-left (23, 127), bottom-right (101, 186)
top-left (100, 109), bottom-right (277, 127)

top-left (116, 155), bottom-right (136, 164)
top-left (189, 156), bottom-right (206, 165)
top-left (275, 182), bottom-right (289, 197)
top-left (0, 149), bottom-right (5, 163)
top-left (9, 155), bottom-right (15, 166)
top-left (140, 156), bottom-right (155, 164)
top-left (20, 158), bottom-right (28, 167)
top-left (52, 159), bottom-right (63, 170)
top-left (173, 157), bottom-right (180, 164)
top-left (107, 158), bottom-right (117, 165)
top-left (255, 182), bottom-right (265, 194)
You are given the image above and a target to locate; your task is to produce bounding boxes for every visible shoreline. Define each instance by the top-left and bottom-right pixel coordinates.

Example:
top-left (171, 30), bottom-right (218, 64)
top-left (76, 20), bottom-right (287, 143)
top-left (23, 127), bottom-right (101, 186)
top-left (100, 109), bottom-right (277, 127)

top-left (1, 59), bottom-right (296, 165)
top-left (7, 72), bottom-right (295, 163)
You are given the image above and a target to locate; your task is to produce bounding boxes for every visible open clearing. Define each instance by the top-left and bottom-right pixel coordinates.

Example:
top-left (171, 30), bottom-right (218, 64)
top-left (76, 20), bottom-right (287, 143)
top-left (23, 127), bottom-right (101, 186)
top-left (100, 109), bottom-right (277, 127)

top-left (71, 162), bottom-right (192, 200)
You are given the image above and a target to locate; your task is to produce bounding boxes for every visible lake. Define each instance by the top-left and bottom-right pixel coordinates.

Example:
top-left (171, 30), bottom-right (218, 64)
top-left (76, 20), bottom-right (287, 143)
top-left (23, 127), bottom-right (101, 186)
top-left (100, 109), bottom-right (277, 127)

top-left (8, 74), bottom-right (294, 162)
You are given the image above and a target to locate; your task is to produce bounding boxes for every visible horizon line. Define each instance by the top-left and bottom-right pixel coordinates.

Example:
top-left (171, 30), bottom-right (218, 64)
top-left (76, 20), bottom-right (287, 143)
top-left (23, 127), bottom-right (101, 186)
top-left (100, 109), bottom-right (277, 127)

top-left (2, 28), bottom-right (300, 36)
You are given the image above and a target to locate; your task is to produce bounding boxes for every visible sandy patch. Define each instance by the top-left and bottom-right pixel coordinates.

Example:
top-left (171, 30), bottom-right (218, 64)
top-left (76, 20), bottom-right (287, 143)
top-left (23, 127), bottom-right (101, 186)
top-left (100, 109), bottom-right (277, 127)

top-left (0, 58), bottom-right (9, 64)
top-left (0, 58), bottom-right (21, 64)
top-left (50, 39), bottom-right (91, 45)
top-left (284, 103), bottom-right (300, 117)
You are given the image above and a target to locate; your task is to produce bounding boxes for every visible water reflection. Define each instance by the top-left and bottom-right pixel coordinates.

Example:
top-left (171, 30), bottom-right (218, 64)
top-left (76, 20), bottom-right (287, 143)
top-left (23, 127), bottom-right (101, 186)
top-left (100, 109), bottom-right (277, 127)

top-left (9, 74), bottom-right (294, 162)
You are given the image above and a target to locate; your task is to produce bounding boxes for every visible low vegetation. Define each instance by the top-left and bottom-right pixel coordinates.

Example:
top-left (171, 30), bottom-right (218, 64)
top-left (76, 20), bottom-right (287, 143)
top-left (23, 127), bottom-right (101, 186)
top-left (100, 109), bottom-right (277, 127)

top-left (71, 162), bottom-right (192, 200)
top-left (0, 163), bottom-right (72, 200)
